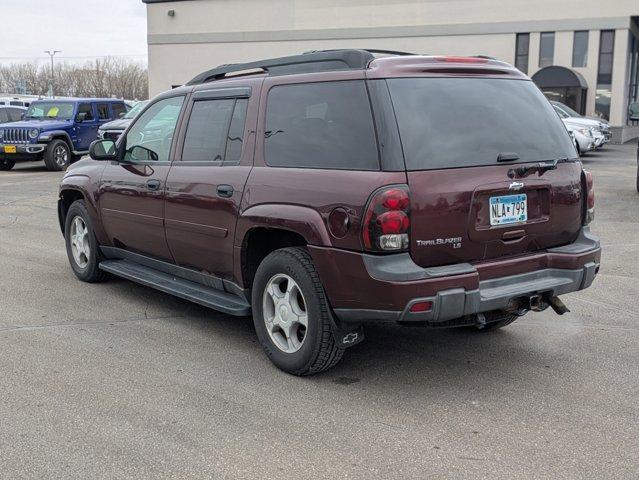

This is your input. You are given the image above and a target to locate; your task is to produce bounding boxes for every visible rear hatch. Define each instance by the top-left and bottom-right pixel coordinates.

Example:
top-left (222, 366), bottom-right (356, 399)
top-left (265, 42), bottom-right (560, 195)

top-left (386, 75), bottom-right (583, 268)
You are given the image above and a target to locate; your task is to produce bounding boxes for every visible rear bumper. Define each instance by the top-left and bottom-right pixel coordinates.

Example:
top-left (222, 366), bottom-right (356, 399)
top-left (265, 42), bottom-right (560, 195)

top-left (309, 227), bottom-right (601, 325)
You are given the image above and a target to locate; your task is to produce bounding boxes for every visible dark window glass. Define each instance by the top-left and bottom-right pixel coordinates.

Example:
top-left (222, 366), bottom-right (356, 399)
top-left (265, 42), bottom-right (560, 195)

top-left (515, 33), bottom-right (530, 73)
top-left (77, 103), bottom-right (94, 121)
top-left (572, 31), bottom-right (589, 67)
top-left (265, 81), bottom-right (378, 170)
top-left (539, 32), bottom-right (555, 67)
top-left (596, 30), bottom-right (615, 120)
top-left (7, 108), bottom-right (24, 121)
top-left (96, 103), bottom-right (110, 120)
top-left (387, 78), bottom-right (576, 170)
top-left (224, 98), bottom-right (248, 165)
top-left (9, 101), bottom-right (23, 106)
top-left (0, 109), bottom-right (8, 123)
top-left (182, 99), bottom-right (235, 162)
top-left (124, 96), bottom-right (184, 163)
top-left (112, 103), bottom-right (127, 119)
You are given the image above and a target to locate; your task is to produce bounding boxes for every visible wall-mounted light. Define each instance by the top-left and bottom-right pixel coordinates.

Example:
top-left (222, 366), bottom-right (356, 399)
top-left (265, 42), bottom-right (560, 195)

top-left (167, 9), bottom-right (175, 17)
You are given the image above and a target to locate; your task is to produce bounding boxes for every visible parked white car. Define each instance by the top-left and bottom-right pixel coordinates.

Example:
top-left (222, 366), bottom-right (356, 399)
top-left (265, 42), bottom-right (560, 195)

top-left (563, 120), bottom-right (595, 156)
top-left (551, 101), bottom-right (611, 148)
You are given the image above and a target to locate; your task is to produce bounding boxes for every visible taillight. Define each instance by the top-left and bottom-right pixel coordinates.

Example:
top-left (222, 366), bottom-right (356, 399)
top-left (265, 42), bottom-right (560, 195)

top-left (362, 185), bottom-right (410, 252)
top-left (583, 170), bottom-right (595, 225)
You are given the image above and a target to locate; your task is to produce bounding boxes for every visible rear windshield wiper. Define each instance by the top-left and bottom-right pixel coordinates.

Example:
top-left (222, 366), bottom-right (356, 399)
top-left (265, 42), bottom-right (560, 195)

top-left (513, 158), bottom-right (568, 177)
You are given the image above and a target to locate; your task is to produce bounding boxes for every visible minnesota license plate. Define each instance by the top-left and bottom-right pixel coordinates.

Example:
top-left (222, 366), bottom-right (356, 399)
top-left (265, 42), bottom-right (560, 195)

top-left (489, 194), bottom-right (527, 226)
top-left (4, 145), bottom-right (16, 154)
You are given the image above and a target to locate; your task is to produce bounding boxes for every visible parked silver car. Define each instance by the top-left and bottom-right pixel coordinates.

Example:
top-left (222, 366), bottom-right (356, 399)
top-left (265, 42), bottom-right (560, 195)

top-left (562, 120), bottom-right (594, 156)
top-left (551, 101), bottom-right (610, 148)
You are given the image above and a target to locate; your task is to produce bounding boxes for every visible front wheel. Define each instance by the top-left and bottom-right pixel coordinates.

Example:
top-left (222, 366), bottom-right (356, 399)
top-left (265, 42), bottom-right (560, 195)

top-left (252, 247), bottom-right (344, 376)
top-left (64, 200), bottom-right (107, 283)
top-left (0, 158), bottom-right (15, 171)
top-left (44, 139), bottom-right (71, 171)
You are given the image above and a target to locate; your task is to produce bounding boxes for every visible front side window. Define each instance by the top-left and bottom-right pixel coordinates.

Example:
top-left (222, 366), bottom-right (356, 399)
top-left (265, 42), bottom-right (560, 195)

top-left (265, 81), bottom-right (379, 170)
top-left (124, 96), bottom-right (184, 163)
top-left (539, 32), bottom-right (555, 68)
top-left (387, 77), bottom-right (577, 170)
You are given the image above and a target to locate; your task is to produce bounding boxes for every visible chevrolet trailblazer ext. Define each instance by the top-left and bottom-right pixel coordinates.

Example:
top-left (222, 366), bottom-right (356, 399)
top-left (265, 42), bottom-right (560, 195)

top-left (57, 50), bottom-right (600, 375)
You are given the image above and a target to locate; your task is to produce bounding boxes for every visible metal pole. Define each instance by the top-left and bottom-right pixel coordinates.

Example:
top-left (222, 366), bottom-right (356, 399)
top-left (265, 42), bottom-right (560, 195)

top-left (44, 50), bottom-right (61, 98)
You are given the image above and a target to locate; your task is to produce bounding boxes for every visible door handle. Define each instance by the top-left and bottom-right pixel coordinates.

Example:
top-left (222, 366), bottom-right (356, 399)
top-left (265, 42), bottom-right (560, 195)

top-left (146, 179), bottom-right (161, 191)
top-left (217, 185), bottom-right (234, 198)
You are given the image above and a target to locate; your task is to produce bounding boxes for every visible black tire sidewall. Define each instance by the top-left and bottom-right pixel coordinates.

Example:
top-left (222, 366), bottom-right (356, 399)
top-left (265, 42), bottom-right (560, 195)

top-left (252, 249), bottom-right (326, 373)
top-left (0, 159), bottom-right (15, 170)
top-left (45, 139), bottom-right (70, 171)
top-left (64, 200), bottom-right (103, 282)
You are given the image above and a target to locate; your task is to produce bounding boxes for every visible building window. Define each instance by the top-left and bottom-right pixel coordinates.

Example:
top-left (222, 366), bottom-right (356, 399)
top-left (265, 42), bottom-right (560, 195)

top-left (595, 30), bottom-right (615, 121)
top-left (539, 32), bottom-right (555, 68)
top-left (515, 33), bottom-right (530, 73)
top-left (628, 35), bottom-right (639, 125)
top-left (572, 31), bottom-right (589, 67)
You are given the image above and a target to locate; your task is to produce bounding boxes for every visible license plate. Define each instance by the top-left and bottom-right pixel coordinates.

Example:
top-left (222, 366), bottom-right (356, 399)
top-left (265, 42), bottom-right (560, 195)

top-left (489, 194), bottom-right (527, 226)
top-left (4, 145), bottom-right (16, 154)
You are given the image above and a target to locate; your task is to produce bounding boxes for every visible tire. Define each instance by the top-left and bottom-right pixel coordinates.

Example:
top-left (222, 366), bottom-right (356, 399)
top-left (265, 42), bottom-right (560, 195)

top-left (0, 159), bottom-right (15, 171)
top-left (64, 200), bottom-right (108, 283)
top-left (471, 311), bottom-right (519, 332)
top-left (44, 139), bottom-right (71, 171)
top-left (252, 247), bottom-right (344, 376)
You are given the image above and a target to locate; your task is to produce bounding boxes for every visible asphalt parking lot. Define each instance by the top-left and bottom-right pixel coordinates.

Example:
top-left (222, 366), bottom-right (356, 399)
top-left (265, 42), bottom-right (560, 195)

top-left (1, 144), bottom-right (638, 479)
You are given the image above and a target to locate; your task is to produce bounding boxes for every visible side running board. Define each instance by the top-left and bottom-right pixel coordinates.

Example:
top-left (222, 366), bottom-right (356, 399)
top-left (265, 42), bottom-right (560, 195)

top-left (99, 259), bottom-right (251, 316)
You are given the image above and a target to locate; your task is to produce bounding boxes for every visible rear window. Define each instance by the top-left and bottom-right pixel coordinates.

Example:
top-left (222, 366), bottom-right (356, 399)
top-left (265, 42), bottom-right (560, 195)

top-left (387, 78), bottom-right (577, 170)
top-left (265, 81), bottom-right (379, 170)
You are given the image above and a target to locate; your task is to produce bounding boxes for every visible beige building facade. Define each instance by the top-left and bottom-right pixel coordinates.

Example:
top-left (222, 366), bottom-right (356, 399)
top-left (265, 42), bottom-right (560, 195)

top-left (143, 0), bottom-right (639, 137)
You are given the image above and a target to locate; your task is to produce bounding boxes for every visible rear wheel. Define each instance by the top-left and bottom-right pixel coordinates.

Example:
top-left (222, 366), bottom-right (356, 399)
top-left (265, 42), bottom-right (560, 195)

top-left (471, 311), bottom-right (519, 332)
top-left (0, 159), bottom-right (15, 171)
top-left (44, 139), bottom-right (71, 171)
top-left (252, 247), bottom-right (344, 376)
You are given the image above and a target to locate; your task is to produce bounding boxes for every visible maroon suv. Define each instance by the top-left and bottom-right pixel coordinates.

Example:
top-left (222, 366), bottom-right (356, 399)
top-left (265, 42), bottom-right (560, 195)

top-left (58, 50), bottom-right (600, 375)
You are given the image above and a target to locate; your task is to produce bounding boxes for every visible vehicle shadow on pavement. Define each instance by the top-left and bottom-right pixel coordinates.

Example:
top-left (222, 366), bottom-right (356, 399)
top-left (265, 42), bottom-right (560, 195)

top-left (106, 277), bottom-right (551, 392)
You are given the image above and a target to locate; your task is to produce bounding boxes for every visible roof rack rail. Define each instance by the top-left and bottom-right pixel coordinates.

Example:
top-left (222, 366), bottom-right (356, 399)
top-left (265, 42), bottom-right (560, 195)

top-left (186, 49), bottom-right (413, 86)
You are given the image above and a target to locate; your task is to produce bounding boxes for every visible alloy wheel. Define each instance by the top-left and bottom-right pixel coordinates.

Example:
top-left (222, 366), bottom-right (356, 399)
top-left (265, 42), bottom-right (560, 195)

top-left (70, 216), bottom-right (90, 269)
top-left (54, 144), bottom-right (69, 167)
top-left (262, 274), bottom-right (308, 353)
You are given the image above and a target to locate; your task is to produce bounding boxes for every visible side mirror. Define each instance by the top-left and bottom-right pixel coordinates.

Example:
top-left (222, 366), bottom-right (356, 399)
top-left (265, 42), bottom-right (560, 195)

top-left (128, 145), bottom-right (159, 162)
top-left (75, 112), bottom-right (87, 123)
top-left (118, 112), bottom-right (126, 118)
top-left (89, 139), bottom-right (117, 161)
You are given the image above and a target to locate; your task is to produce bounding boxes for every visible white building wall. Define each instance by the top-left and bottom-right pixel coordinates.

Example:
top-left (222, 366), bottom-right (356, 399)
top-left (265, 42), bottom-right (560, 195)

top-left (145, 0), bottom-right (639, 126)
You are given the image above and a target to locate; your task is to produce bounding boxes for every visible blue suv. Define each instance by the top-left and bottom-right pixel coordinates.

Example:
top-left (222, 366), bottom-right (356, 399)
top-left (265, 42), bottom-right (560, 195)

top-left (0, 98), bottom-right (127, 171)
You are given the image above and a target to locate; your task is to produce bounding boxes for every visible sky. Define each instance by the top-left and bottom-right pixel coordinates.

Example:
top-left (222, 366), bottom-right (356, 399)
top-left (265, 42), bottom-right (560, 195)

top-left (0, 0), bottom-right (148, 66)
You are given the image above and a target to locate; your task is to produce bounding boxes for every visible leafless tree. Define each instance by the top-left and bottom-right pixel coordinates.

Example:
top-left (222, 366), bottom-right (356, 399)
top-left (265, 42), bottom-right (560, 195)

top-left (0, 57), bottom-right (148, 100)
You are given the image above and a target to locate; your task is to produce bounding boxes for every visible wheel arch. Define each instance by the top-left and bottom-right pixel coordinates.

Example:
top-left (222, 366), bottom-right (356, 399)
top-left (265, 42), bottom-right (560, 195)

top-left (235, 204), bottom-right (333, 289)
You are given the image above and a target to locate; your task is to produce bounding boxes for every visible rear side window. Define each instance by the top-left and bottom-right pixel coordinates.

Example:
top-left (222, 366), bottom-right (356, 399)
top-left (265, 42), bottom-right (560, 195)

top-left (182, 99), bottom-right (235, 163)
top-left (224, 98), bottom-right (248, 165)
top-left (387, 78), bottom-right (577, 170)
top-left (96, 103), bottom-right (110, 120)
top-left (77, 103), bottom-right (94, 121)
top-left (265, 81), bottom-right (379, 170)
top-left (112, 103), bottom-right (127, 119)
